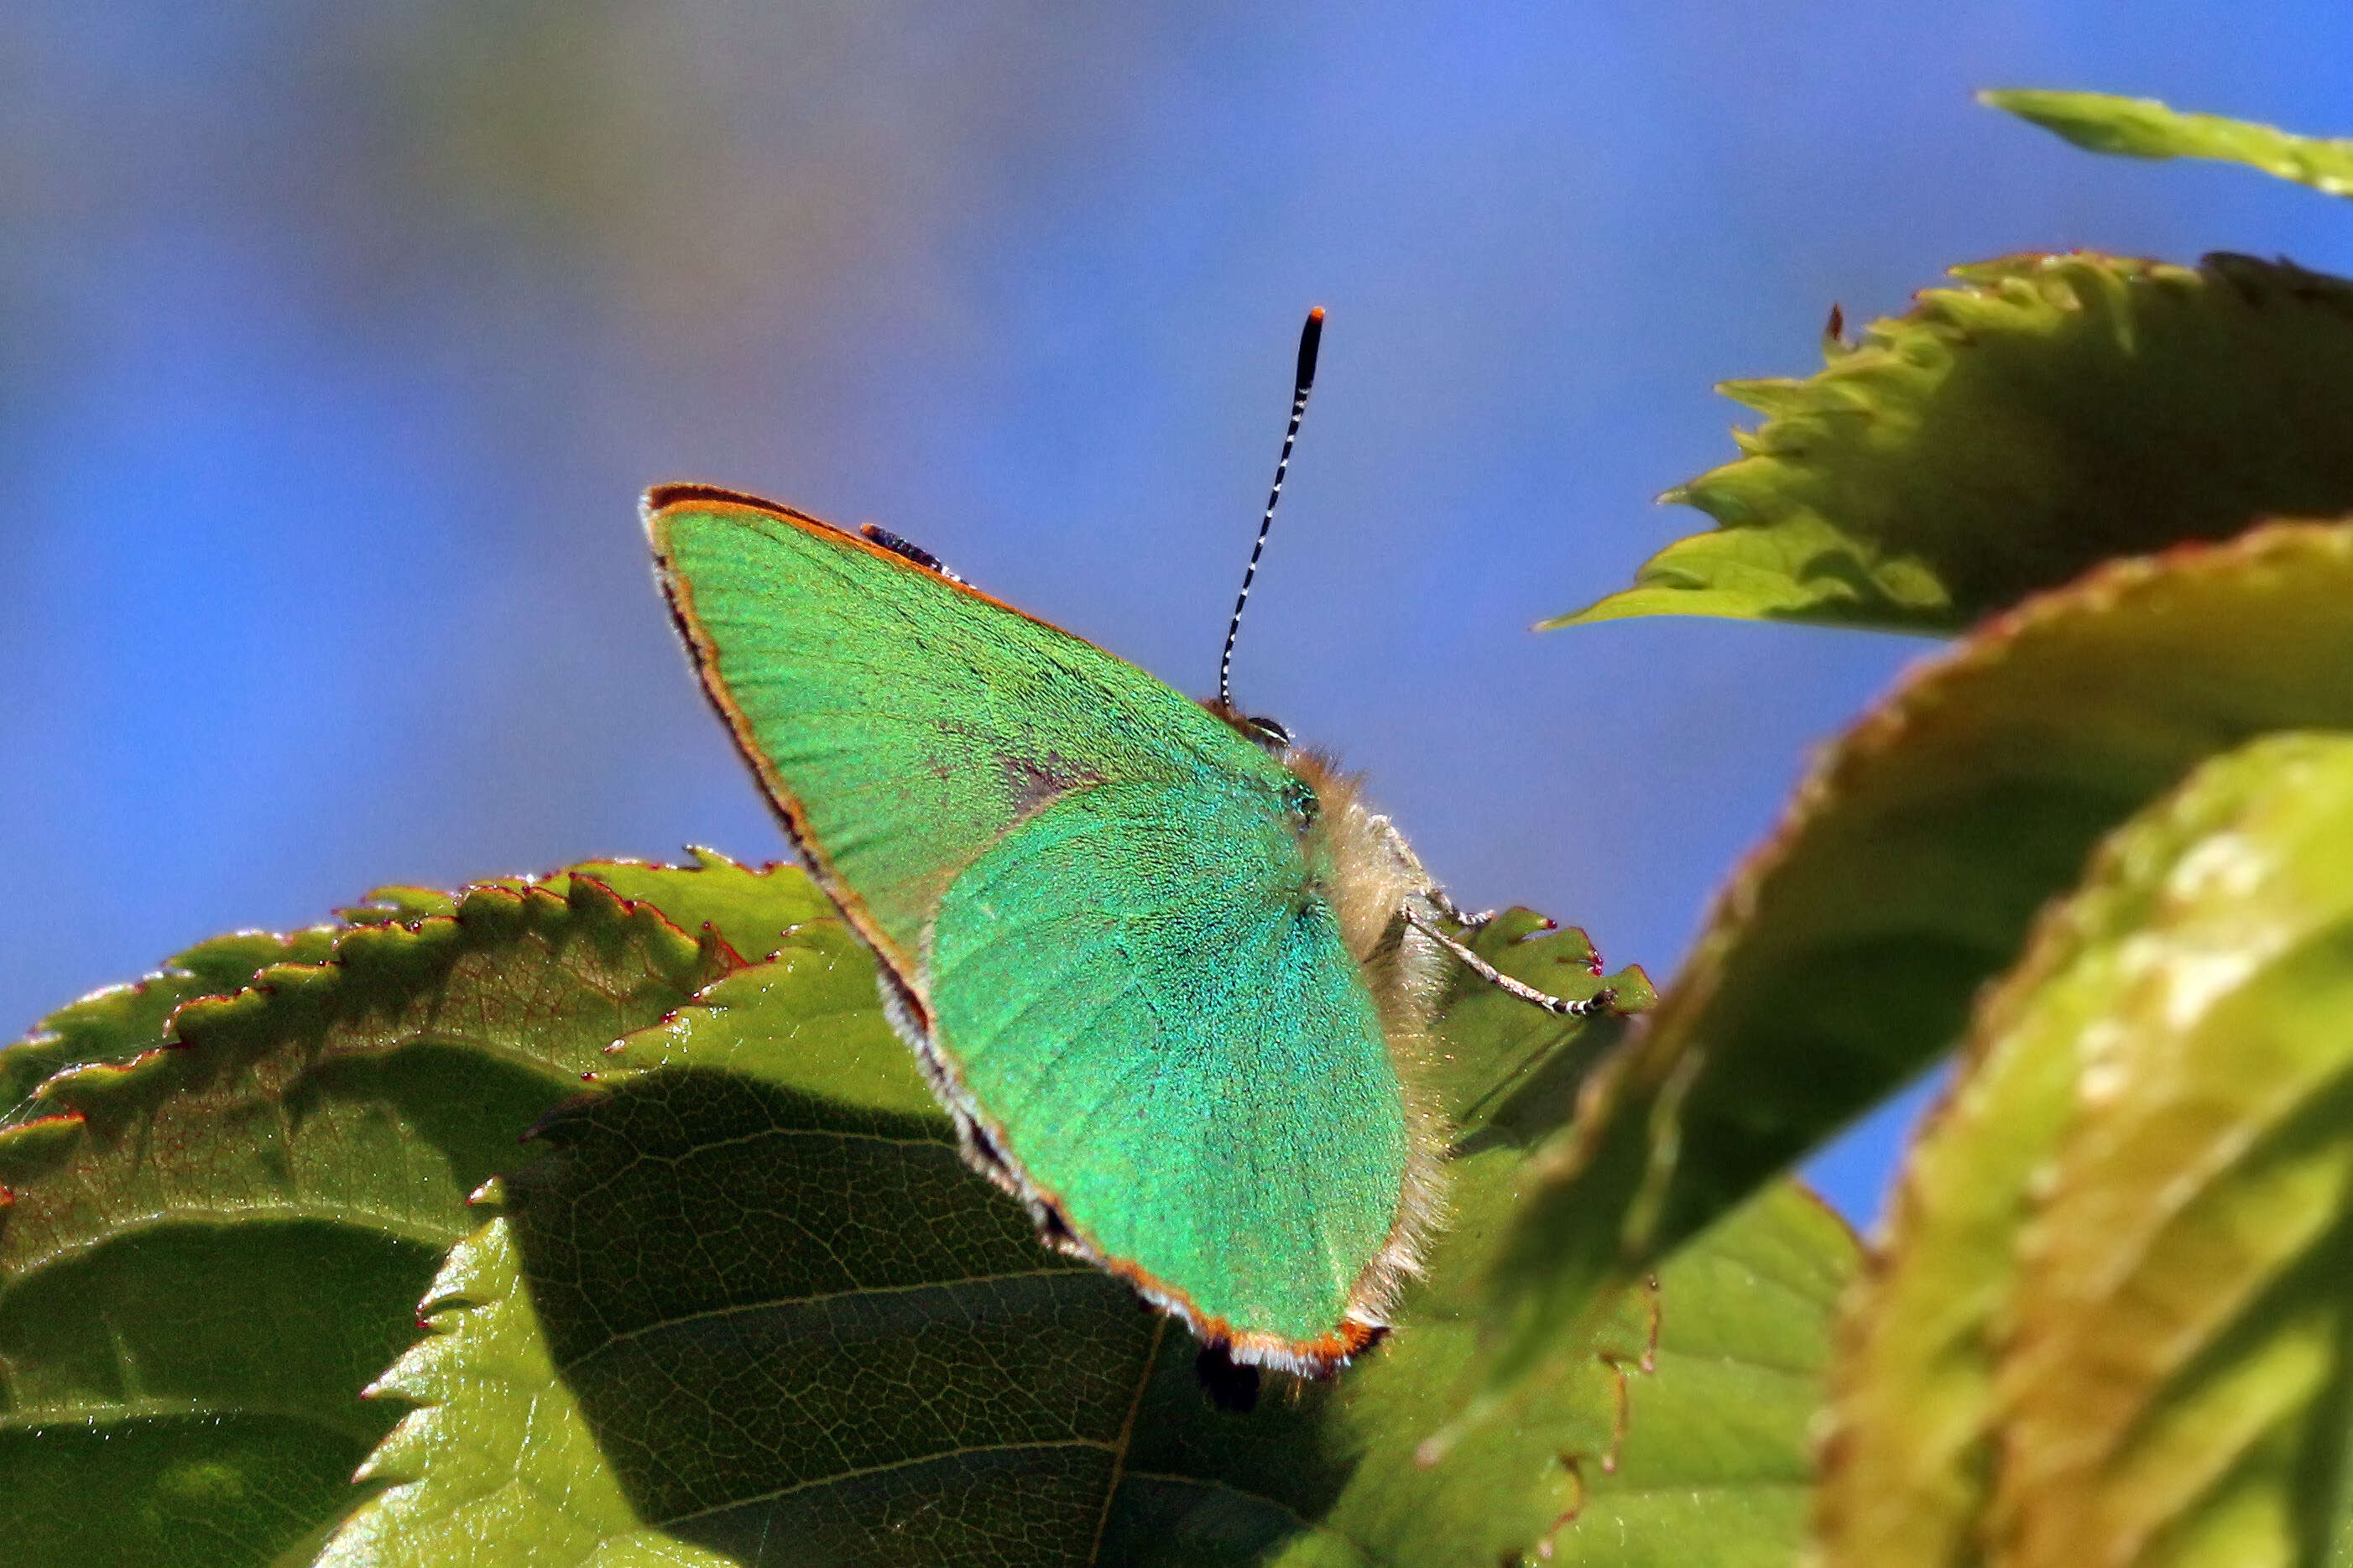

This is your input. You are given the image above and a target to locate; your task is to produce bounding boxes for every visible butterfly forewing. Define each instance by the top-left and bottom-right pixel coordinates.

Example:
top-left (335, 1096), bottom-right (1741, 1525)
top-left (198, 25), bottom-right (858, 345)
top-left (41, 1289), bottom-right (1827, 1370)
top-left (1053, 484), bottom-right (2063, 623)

top-left (649, 487), bottom-right (1277, 971)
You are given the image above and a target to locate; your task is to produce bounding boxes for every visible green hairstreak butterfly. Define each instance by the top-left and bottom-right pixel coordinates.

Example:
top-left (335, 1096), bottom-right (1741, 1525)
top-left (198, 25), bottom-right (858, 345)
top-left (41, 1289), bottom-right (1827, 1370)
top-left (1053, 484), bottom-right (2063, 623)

top-left (646, 310), bottom-right (1608, 1373)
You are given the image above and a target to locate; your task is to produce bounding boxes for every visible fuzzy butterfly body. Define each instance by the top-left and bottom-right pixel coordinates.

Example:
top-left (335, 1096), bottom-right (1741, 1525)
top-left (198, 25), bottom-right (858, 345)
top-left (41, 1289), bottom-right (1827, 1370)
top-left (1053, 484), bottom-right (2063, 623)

top-left (647, 483), bottom-right (1449, 1371)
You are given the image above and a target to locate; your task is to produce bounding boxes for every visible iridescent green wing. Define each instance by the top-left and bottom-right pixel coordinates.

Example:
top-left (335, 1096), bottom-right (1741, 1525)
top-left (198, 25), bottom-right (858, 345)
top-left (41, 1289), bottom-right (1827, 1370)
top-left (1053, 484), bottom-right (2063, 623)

top-left (931, 779), bottom-right (1411, 1361)
top-left (645, 484), bottom-right (1289, 975)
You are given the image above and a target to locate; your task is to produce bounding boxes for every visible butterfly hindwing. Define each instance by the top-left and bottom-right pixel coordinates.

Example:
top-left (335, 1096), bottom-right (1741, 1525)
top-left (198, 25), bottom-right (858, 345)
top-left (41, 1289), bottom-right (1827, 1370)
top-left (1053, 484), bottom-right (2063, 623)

top-left (931, 779), bottom-right (1408, 1353)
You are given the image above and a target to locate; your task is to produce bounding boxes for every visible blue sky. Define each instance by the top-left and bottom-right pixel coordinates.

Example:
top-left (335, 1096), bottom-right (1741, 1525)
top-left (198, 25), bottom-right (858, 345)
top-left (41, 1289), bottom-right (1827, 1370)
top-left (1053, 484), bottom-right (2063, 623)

top-left (5, 1), bottom-right (2350, 1233)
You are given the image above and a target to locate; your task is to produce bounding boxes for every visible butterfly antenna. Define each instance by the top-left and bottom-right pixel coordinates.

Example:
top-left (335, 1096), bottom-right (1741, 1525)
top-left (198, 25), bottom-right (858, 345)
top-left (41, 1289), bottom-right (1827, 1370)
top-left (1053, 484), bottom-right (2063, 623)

top-left (1218, 305), bottom-right (1324, 711)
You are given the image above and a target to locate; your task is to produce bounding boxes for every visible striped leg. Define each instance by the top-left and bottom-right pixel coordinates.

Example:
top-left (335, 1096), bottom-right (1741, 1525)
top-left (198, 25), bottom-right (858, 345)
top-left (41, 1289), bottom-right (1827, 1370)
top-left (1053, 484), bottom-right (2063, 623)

top-left (1403, 906), bottom-right (1615, 1018)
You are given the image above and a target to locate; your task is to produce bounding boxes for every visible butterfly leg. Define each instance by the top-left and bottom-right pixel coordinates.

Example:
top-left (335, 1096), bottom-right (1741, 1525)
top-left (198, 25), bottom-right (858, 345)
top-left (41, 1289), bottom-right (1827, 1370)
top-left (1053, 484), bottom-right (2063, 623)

top-left (1422, 883), bottom-right (1498, 934)
top-left (1403, 905), bottom-right (1615, 1018)
top-left (1367, 815), bottom-right (1497, 931)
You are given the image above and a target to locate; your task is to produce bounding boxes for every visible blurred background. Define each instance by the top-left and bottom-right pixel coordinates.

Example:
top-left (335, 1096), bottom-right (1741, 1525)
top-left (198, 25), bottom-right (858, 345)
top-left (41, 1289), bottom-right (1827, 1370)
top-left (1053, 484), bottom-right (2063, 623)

top-left (5, 2), bottom-right (2349, 1232)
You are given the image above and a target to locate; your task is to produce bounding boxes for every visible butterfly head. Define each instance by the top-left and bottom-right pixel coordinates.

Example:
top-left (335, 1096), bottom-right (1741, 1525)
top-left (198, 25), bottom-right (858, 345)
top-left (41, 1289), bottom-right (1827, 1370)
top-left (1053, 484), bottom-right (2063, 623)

top-left (1203, 699), bottom-right (1295, 758)
top-left (1238, 713), bottom-right (1293, 756)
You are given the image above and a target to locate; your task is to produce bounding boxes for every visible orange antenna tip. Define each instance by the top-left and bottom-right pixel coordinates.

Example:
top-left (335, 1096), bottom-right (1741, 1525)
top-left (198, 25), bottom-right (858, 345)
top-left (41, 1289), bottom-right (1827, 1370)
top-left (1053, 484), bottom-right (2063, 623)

top-left (1295, 308), bottom-right (1324, 393)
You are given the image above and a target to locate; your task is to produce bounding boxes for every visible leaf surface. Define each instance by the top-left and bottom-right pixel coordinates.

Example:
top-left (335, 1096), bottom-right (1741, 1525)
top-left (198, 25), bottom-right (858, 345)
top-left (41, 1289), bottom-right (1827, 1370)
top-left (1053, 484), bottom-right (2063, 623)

top-left (1982, 89), bottom-right (2353, 195)
top-left (1483, 521), bottom-right (2353, 1421)
top-left (1551, 255), bottom-right (2353, 633)
top-left (1544, 1185), bottom-right (1852, 1568)
top-left (1818, 732), bottom-right (2353, 1567)
top-left (0, 925), bottom-right (341, 1122)
top-left (0, 874), bottom-right (743, 1568)
top-left (332, 909), bottom-right (1848, 1568)
top-left (1991, 732), bottom-right (2353, 1568)
top-left (378, 847), bottom-right (832, 964)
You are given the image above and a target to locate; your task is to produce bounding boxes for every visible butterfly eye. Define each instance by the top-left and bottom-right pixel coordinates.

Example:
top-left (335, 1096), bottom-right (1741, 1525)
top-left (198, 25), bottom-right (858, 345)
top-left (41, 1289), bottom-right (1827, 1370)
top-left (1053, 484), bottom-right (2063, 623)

top-left (1241, 715), bottom-right (1292, 754)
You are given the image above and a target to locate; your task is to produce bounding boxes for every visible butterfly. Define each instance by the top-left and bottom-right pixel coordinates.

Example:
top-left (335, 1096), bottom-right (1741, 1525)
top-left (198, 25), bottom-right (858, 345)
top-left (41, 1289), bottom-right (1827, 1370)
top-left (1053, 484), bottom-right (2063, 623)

top-left (645, 311), bottom-right (1608, 1373)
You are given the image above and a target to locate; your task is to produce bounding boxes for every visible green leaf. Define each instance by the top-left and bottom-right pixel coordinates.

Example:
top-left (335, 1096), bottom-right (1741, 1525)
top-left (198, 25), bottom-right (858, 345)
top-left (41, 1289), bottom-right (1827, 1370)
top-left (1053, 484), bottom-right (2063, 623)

top-left (1810, 731), bottom-right (2300, 1565)
top-left (332, 910), bottom-right (1840, 1567)
top-left (1982, 89), bottom-right (2353, 196)
top-left (410, 847), bottom-right (831, 965)
top-left (1481, 520), bottom-right (2353, 1423)
top-left (1, 925), bottom-right (342, 1122)
top-left (1549, 254), bottom-right (2353, 633)
top-left (1547, 1185), bottom-right (1853, 1568)
top-left (320, 1220), bottom-right (737, 1568)
top-left (0, 874), bottom-right (746, 1568)
top-left (1991, 733), bottom-right (2353, 1568)
top-left (1427, 909), bottom-right (1656, 1147)
top-left (328, 918), bottom-right (1166, 1566)
top-left (1818, 732), bottom-right (2353, 1568)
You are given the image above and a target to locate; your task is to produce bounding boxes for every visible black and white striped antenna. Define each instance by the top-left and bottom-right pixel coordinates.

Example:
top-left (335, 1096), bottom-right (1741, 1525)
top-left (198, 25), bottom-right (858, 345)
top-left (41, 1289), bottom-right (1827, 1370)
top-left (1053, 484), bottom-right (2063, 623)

top-left (1217, 306), bottom-right (1324, 711)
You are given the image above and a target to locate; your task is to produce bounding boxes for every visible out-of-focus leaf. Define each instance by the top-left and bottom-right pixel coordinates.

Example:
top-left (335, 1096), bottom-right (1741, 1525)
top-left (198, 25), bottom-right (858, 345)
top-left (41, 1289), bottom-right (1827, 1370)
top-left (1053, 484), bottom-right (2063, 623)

top-left (1808, 732), bottom-right (2319, 1565)
top-left (1987, 733), bottom-right (2353, 1568)
top-left (1818, 733), bottom-right (2353, 1567)
top-left (1550, 254), bottom-right (2353, 633)
top-left (1479, 521), bottom-right (2353, 1425)
top-left (0, 873), bottom-right (749, 1568)
top-left (1983, 89), bottom-right (2353, 195)
top-left (336, 910), bottom-right (1842, 1568)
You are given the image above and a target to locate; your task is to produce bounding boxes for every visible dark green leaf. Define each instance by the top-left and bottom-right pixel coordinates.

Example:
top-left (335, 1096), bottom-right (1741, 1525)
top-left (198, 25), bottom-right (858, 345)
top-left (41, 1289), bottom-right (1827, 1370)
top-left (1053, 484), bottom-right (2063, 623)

top-left (1982, 89), bottom-right (2353, 195)
top-left (0, 874), bottom-right (745, 1568)
top-left (1550, 254), bottom-right (2353, 633)
top-left (332, 908), bottom-right (1848, 1567)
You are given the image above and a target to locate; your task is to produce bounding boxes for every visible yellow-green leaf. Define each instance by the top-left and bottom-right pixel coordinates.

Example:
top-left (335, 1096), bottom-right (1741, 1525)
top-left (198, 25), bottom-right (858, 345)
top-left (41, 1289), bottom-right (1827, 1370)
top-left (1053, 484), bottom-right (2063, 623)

top-left (1551, 256), bottom-right (2353, 633)
top-left (1983, 89), bottom-right (2353, 196)
top-left (425, 847), bottom-right (830, 964)
top-left (1480, 521), bottom-right (2353, 1430)
top-left (1809, 731), bottom-right (2348, 1565)
top-left (1990, 733), bottom-right (2353, 1568)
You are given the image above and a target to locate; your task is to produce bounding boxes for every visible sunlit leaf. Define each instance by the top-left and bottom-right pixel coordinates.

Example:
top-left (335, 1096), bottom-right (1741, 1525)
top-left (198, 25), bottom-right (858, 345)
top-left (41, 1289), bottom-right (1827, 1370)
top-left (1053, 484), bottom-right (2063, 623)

top-left (1550, 255), bottom-right (2353, 633)
top-left (1818, 732), bottom-right (2353, 1566)
top-left (1809, 731), bottom-right (2312, 1564)
top-left (1987, 733), bottom-right (2353, 1568)
top-left (1480, 520), bottom-right (2353, 1424)
top-left (0, 925), bottom-right (340, 1122)
top-left (1983, 88), bottom-right (2353, 195)
top-left (419, 847), bottom-right (830, 964)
